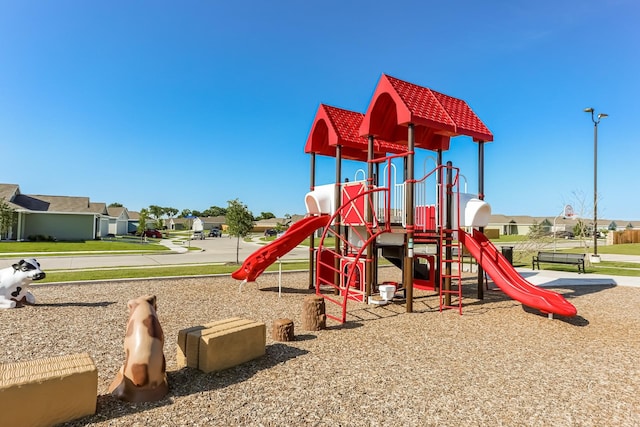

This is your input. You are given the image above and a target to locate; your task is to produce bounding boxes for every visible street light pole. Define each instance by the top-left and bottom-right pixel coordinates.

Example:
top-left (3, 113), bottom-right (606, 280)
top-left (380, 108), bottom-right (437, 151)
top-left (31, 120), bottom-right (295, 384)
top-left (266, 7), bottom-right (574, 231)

top-left (584, 108), bottom-right (608, 257)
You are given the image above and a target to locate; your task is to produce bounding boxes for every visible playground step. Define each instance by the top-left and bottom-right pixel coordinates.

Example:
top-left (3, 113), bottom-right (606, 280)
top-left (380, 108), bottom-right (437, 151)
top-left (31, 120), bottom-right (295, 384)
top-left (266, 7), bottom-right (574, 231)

top-left (439, 212), bottom-right (463, 314)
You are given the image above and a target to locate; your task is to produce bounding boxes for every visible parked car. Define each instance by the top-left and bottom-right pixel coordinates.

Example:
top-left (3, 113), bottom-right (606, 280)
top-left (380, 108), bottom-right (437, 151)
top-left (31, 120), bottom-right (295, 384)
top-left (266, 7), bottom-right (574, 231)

top-left (136, 229), bottom-right (162, 238)
top-left (208, 228), bottom-right (222, 237)
top-left (264, 229), bottom-right (277, 237)
top-left (554, 231), bottom-right (574, 239)
top-left (191, 231), bottom-right (205, 240)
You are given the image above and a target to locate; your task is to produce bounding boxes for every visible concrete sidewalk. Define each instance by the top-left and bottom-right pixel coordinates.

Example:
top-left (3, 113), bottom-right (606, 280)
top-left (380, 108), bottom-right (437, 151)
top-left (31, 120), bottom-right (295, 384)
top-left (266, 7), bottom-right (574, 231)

top-left (515, 267), bottom-right (640, 288)
top-left (159, 238), bottom-right (188, 253)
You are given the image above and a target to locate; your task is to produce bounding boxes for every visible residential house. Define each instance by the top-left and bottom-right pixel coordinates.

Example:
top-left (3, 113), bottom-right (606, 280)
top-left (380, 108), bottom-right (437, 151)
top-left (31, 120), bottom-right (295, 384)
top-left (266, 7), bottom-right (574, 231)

top-left (253, 215), bottom-right (304, 233)
top-left (169, 216), bottom-right (226, 231)
top-left (486, 214), bottom-right (540, 236)
top-left (0, 183), bottom-right (110, 241)
top-left (127, 211), bottom-right (140, 234)
top-left (106, 206), bottom-right (131, 236)
top-left (487, 213), bottom-right (640, 237)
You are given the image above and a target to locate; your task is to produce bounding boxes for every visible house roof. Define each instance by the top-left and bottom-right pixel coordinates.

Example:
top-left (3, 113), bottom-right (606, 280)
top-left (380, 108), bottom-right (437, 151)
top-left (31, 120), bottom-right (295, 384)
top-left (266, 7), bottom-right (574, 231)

top-left (359, 74), bottom-right (493, 150)
top-left (487, 214), bottom-right (514, 224)
top-left (13, 194), bottom-right (103, 213)
top-left (0, 183), bottom-right (22, 210)
top-left (90, 202), bottom-right (108, 215)
top-left (0, 183), bottom-right (109, 215)
top-left (107, 206), bottom-right (125, 217)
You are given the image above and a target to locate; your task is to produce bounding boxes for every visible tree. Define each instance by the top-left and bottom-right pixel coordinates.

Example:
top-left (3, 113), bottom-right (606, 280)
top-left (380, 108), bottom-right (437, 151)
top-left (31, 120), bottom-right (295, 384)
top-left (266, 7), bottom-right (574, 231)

top-left (527, 220), bottom-right (544, 238)
top-left (254, 211), bottom-right (276, 221)
top-left (573, 219), bottom-right (588, 238)
top-left (562, 190), bottom-right (594, 256)
top-left (204, 206), bottom-right (227, 217)
top-left (137, 208), bottom-right (149, 240)
top-left (108, 202), bottom-right (123, 207)
top-left (165, 207), bottom-right (178, 219)
top-left (0, 198), bottom-right (15, 240)
top-left (148, 205), bottom-right (164, 229)
top-left (149, 205), bottom-right (163, 218)
top-left (226, 199), bottom-right (254, 263)
top-left (180, 209), bottom-right (192, 218)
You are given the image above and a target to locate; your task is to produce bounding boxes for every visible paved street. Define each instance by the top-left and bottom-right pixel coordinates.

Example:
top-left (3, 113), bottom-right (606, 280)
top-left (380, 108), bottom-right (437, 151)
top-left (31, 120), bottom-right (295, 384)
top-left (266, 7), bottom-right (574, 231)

top-left (0, 235), bottom-right (312, 271)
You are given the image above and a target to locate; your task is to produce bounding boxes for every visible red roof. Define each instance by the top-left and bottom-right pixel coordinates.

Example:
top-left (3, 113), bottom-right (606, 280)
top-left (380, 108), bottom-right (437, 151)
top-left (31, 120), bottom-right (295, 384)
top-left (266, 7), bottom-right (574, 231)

top-left (359, 74), bottom-right (493, 149)
top-left (304, 104), bottom-right (406, 161)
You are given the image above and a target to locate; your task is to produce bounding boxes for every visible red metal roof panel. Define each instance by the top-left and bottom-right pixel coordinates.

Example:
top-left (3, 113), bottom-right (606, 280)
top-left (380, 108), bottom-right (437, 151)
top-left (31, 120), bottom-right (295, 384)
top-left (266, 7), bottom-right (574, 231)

top-left (430, 90), bottom-right (493, 141)
top-left (360, 74), bottom-right (493, 144)
top-left (305, 104), bottom-right (406, 161)
top-left (386, 75), bottom-right (456, 131)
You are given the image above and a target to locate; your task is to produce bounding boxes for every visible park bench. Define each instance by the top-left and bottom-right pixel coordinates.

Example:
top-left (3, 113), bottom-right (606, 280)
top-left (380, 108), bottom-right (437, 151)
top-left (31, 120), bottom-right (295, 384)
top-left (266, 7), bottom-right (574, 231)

top-left (532, 251), bottom-right (586, 273)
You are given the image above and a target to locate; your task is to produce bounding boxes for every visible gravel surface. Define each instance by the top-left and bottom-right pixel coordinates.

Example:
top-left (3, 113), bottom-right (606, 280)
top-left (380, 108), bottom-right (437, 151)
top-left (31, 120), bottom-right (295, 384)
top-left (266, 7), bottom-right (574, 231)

top-left (1, 269), bottom-right (639, 426)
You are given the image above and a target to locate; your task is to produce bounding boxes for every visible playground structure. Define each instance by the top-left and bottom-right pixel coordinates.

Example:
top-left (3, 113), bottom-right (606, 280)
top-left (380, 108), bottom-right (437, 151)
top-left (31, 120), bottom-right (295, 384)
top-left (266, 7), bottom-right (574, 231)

top-left (233, 74), bottom-right (577, 322)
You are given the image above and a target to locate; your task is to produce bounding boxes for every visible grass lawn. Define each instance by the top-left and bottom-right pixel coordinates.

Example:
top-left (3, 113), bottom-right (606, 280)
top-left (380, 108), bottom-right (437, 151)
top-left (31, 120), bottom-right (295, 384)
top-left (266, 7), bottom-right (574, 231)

top-left (563, 243), bottom-right (640, 255)
top-left (40, 261), bottom-right (310, 283)
top-left (0, 239), bottom-right (169, 254)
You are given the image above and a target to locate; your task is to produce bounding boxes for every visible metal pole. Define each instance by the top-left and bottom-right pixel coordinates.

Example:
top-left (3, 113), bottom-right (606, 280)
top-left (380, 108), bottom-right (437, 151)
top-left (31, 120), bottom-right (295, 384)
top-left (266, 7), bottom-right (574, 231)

top-left (334, 145), bottom-right (342, 294)
top-left (585, 107), bottom-right (607, 257)
top-left (436, 149), bottom-right (442, 290)
top-left (444, 162), bottom-right (453, 307)
top-left (477, 141), bottom-right (485, 299)
top-left (593, 121), bottom-right (598, 256)
top-left (309, 153), bottom-right (316, 289)
top-left (366, 135), bottom-right (375, 298)
top-left (405, 124), bottom-right (415, 313)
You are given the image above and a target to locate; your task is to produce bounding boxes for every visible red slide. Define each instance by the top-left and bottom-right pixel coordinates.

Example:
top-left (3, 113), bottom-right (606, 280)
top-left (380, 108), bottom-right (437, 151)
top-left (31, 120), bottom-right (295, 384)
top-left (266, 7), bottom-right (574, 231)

top-left (232, 215), bottom-right (330, 282)
top-left (459, 229), bottom-right (577, 317)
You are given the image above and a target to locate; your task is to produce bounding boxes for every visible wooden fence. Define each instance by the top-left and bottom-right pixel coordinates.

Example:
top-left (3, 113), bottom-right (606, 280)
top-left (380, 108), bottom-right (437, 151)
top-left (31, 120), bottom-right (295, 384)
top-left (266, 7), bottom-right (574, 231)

top-left (611, 230), bottom-right (640, 244)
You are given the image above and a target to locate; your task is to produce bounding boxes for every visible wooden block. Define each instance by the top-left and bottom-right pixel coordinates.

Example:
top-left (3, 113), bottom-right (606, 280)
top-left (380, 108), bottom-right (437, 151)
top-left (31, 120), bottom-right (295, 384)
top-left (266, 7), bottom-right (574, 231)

top-left (176, 317), bottom-right (242, 369)
top-left (198, 318), bottom-right (265, 373)
top-left (0, 353), bottom-right (97, 427)
top-left (199, 319), bottom-right (265, 373)
top-left (177, 318), bottom-right (266, 373)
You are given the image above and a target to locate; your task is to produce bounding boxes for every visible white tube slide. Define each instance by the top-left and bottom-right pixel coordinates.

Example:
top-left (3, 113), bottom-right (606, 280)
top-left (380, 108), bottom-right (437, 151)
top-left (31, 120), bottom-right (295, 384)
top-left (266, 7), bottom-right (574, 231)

top-left (449, 193), bottom-right (491, 228)
top-left (305, 183), bottom-right (336, 215)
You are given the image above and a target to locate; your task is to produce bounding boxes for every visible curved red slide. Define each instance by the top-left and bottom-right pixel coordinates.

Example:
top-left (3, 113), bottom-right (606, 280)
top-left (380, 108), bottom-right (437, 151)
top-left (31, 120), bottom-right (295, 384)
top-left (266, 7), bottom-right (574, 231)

top-left (459, 229), bottom-right (577, 317)
top-left (232, 215), bottom-right (330, 282)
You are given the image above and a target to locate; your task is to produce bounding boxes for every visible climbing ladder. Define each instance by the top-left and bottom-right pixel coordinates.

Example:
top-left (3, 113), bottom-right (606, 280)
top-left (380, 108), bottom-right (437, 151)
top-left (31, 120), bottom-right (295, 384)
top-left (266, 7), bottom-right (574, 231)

top-left (437, 164), bottom-right (463, 314)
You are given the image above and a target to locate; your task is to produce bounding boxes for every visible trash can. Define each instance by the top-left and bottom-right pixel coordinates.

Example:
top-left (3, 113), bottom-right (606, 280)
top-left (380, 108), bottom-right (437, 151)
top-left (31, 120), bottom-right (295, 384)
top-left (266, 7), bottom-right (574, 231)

top-left (501, 246), bottom-right (514, 265)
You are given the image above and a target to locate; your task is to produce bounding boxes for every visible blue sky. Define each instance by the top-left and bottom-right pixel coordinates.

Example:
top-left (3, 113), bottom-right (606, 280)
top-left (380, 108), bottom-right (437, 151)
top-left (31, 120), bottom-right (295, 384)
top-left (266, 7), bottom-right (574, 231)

top-left (1, 0), bottom-right (638, 220)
